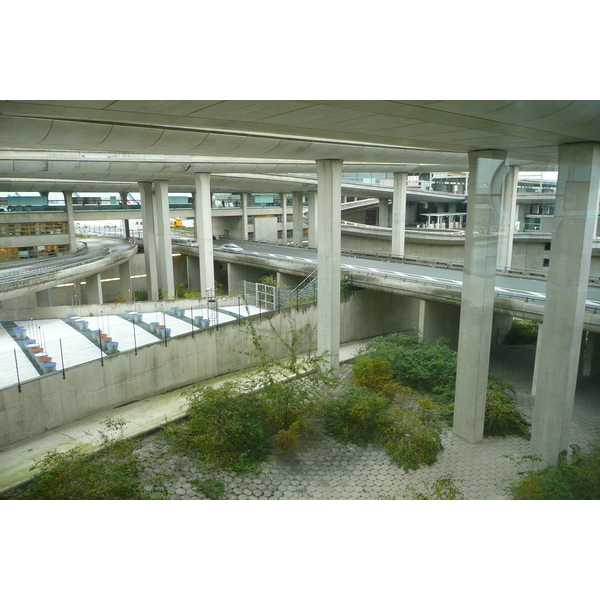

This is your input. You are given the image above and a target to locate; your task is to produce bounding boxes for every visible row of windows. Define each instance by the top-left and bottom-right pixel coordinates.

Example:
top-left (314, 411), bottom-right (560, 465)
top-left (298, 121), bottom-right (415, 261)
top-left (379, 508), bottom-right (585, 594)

top-left (0, 222), bottom-right (69, 236)
top-left (0, 244), bottom-right (70, 261)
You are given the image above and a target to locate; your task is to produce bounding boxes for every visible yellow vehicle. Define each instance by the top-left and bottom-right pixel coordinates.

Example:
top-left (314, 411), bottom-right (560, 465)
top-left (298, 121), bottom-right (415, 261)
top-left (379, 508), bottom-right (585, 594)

top-left (170, 217), bottom-right (183, 228)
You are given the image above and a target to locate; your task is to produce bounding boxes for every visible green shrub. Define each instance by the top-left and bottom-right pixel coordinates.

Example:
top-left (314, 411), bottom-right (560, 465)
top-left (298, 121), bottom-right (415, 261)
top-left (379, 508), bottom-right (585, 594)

top-left (352, 356), bottom-right (399, 398)
top-left (510, 447), bottom-right (600, 500)
top-left (357, 334), bottom-right (530, 439)
top-left (167, 383), bottom-right (271, 472)
top-left (484, 392), bottom-right (530, 438)
top-left (3, 418), bottom-right (164, 500)
top-left (504, 319), bottom-right (539, 345)
top-left (272, 421), bottom-right (302, 455)
top-left (377, 408), bottom-right (442, 471)
top-left (325, 386), bottom-right (392, 446)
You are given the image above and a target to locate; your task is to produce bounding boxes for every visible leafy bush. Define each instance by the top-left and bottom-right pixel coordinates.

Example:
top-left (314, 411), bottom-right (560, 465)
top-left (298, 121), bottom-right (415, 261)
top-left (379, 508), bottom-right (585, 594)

top-left (504, 319), bottom-right (539, 345)
top-left (325, 386), bottom-right (392, 446)
top-left (272, 421), bottom-right (302, 455)
top-left (510, 447), bottom-right (600, 500)
top-left (378, 409), bottom-right (442, 471)
top-left (3, 418), bottom-right (165, 500)
top-left (358, 333), bottom-right (457, 396)
top-left (166, 382), bottom-right (271, 472)
top-left (484, 392), bottom-right (530, 438)
top-left (357, 333), bottom-right (530, 439)
top-left (351, 356), bottom-right (399, 398)
top-left (324, 385), bottom-right (443, 470)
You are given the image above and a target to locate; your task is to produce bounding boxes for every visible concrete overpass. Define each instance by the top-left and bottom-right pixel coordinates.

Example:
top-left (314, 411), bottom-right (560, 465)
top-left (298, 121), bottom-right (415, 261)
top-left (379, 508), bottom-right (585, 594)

top-left (2, 100), bottom-right (600, 466)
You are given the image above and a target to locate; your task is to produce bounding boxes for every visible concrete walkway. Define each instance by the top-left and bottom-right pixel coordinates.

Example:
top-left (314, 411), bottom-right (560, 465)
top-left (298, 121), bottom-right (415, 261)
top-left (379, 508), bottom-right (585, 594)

top-left (1, 340), bottom-right (599, 498)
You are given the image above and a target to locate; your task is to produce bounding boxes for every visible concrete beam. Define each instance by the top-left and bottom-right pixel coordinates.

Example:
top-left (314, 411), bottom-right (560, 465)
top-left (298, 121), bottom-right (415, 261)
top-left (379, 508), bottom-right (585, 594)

top-left (391, 172), bottom-right (407, 256)
top-left (530, 142), bottom-right (600, 466)
top-left (453, 149), bottom-right (508, 443)
top-left (194, 173), bottom-right (215, 298)
top-left (139, 181), bottom-right (159, 301)
top-left (317, 159), bottom-right (343, 369)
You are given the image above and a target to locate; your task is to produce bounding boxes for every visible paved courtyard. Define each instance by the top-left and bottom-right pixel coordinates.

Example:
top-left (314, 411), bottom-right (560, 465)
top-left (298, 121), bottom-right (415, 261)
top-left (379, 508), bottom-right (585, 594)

top-left (134, 344), bottom-right (600, 500)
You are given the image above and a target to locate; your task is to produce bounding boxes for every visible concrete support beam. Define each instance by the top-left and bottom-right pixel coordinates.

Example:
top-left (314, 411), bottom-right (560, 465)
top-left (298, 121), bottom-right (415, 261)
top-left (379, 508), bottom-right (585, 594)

top-left (498, 165), bottom-right (519, 268)
top-left (194, 173), bottom-right (215, 298)
top-left (139, 181), bottom-right (159, 301)
top-left (119, 261), bottom-right (132, 300)
top-left (453, 150), bottom-right (508, 443)
top-left (307, 192), bottom-right (317, 247)
top-left (281, 194), bottom-right (288, 242)
top-left (379, 198), bottom-right (389, 227)
top-left (418, 299), bottom-right (461, 349)
top-left (292, 192), bottom-right (304, 245)
top-left (153, 181), bottom-right (175, 299)
top-left (85, 273), bottom-right (103, 305)
top-left (317, 159), bottom-right (343, 369)
top-left (391, 172), bottom-right (407, 256)
top-left (242, 192), bottom-right (249, 240)
top-left (63, 191), bottom-right (77, 251)
top-left (530, 142), bottom-right (600, 466)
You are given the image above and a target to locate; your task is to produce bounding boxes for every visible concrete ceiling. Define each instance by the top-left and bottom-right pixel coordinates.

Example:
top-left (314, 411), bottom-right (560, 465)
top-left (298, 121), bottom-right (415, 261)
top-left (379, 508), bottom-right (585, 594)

top-left (2, 100), bottom-right (599, 193)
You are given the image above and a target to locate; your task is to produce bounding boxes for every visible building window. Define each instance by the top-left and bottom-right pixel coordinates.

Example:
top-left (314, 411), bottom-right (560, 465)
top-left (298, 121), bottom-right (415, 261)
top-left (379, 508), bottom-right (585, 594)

top-left (543, 258), bottom-right (550, 267)
top-left (544, 242), bottom-right (551, 251)
top-left (277, 231), bottom-right (283, 239)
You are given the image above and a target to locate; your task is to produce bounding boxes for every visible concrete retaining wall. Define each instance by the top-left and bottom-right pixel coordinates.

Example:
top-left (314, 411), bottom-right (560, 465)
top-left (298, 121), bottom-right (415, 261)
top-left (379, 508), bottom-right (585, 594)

top-left (0, 289), bottom-right (420, 448)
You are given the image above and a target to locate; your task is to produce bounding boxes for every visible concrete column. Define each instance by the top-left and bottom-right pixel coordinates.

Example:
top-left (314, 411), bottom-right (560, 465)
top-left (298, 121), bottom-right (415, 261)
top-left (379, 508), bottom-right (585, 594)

top-left (153, 180), bottom-right (175, 299)
top-left (85, 273), bottom-right (103, 305)
top-left (242, 192), bottom-right (249, 240)
top-left (317, 159), bottom-right (343, 369)
top-left (418, 299), bottom-right (461, 349)
top-left (583, 332), bottom-right (600, 377)
top-left (194, 173), bottom-right (215, 298)
top-left (379, 198), bottom-right (389, 227)
top-left (531, 322), bottom-right (543, 396)
top-left (119, 260), bottom-right (132, 300)
top-left (292, 192), bottom-right (304, 245)
top-left (391, 172), bottom-right (407, 256)
top-left (453, 150), bottom-right (508, 443)
top-left (186, 255), bottom-right (200, 291)
top-left (530, 142), bottom-right (600, 466)
top-left (139, 181), bottom-right (160, 301)
top-left (307, 192), bottom-right (317, 247)
top-left (497, 165), bottom-right (519, 268)
top-left (281, 194), bottom-right (288, 243)
top-left (63, 191), bottom-right (77, 251)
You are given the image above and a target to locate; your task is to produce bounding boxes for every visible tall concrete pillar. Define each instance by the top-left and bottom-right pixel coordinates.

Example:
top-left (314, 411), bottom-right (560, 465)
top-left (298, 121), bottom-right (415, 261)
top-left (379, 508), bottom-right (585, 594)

top-left (119, 260), bottom-right (132, 300)
top-left (379, 198), bottom-right (389, 227)
top-left (281, 193), bottom-right (288, 243)
top-left (242, 192), bottom-right (249, 240)
top-left (307, 191), bottom-right (317, 247)
top-left (292, 192), bottom-right (304, 245)
top-left (63, 191), bottom-right (77, 251)
top-left (139, 181), bottom-right (160, 301)
top-left (316, 159), bottom-right (343, 369)
top-left (85, 273), bottom-right (103, 305)
top-left (453, 150), bottom-right (508, 443)
top-left (530, 142), bottom-right (600, 466)
top-left (194, 173), bottom-right (215, 298)
top-left (497, 165), bottom-right (519, 268)
top-left (391, 172), bottom-right (407, 256)
top-left (152, 181), bottom-right (175, 299)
